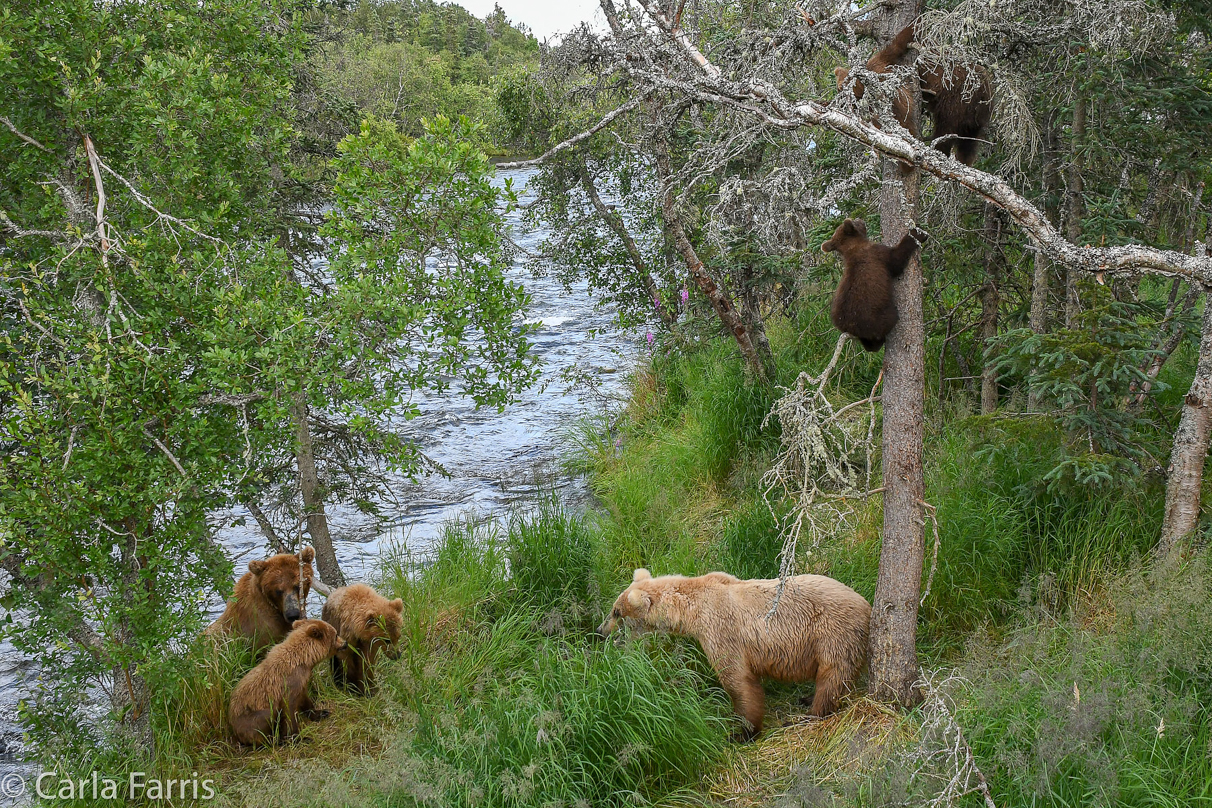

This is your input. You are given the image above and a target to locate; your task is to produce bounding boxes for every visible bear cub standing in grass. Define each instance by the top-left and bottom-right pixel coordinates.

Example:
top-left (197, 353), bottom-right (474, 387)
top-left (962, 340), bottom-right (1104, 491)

top-left (823, 218), bottom-right (927, 351)
top-left (228, 618), bottom-right (345, 746)
top-left (598, 569), bottom-right (871, 739)
top-left (322, 583), bottom-right (404, 695)
top-left (205, 547), bottom-right (315, 654)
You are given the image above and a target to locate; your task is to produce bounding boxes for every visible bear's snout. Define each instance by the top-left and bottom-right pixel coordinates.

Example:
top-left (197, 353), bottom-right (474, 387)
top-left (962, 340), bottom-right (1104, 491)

top-left (283, 592), bottom-right (302, 623)
top-left (596, 618), bottom-right (615, 637)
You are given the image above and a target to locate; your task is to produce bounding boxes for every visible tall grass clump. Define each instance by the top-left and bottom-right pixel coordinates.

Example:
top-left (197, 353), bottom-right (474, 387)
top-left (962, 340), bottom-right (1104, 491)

top-left (957, 552), bottom-right (1212, 806)
top-left (915, 416), bottom-right (1164, 646)
top-left (339, 506), bottom-right (732, 808)
top-left (504, 499), bottom-right (597, 615)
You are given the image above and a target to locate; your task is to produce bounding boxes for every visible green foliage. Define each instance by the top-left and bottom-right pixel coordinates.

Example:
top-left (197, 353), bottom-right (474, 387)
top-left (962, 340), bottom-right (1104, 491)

top-left (959, 554), bottom-right (1212, 806)
top-left (505, 501), bottom-right (598, 615)
top-left (0, 0), bottom-right (534, 766)
top-left (991, 298), bottom-right (1170, 488)
top-left (315, 0), bottom-right (538, 147)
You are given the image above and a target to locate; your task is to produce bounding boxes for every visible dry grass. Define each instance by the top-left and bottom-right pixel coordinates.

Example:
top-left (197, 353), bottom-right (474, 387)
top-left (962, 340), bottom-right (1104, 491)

top-left (698, 698), bottom-right (909, 806)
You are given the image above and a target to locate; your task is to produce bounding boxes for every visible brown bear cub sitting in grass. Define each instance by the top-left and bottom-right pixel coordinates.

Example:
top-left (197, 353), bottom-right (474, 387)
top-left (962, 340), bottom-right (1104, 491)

top-left (228, 618), bottom-right (345, 746)
top-left (834, 22), bottom-right (993, 166)
top-left (823, 218), bottom-right (927, 352)
top-left (321, 583), bottom-right (404, 695)
top-left (205, 547), bottom-right (315, 654)
top-left (598, 569), bottom-right (871, 739)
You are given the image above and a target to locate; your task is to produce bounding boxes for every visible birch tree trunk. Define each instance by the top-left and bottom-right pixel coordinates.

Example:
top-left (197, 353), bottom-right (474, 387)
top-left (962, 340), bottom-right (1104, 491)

top-left (290, 392), bottom-right (346, 587)
top-left (868, 0), bottom-right (925, 709)
top-left (981, 204), bottom-right (1002, 415)
top-left (577, 159), bottom-right (676, 327)
top-left (656, 151), bottom-right (773, 383)
top-left (1064, 96), bottom-right (1086, 329)
top-left (1159, 214), bottom-right (1212, 555)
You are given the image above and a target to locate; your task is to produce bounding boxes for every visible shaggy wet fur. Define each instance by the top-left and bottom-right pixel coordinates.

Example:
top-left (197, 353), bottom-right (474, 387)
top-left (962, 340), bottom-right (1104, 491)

top-left (834, 22), bottom-right (993, 165)
top-left (205, 547), bottom-right (315, 654)
top-left (228, 619), bottom-right (346, 746)
top-left (598, 569), bottom-right (872, 738)
top-left (321, 583), bottom-right (404, 695)
top-left (822, 218), bottom-right (926, 352)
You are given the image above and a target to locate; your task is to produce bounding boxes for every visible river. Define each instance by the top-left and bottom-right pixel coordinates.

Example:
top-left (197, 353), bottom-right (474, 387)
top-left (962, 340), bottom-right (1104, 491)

top-left (0, 166), bottom-right (637, 803)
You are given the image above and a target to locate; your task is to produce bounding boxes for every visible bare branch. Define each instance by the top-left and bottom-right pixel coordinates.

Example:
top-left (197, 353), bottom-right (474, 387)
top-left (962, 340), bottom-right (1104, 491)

top-left (495, 96), bottom-right (646, 169)
top-left (0, 115), bottom-right (52, 152)
top-left (592, 1), bottom-right (1212, 284)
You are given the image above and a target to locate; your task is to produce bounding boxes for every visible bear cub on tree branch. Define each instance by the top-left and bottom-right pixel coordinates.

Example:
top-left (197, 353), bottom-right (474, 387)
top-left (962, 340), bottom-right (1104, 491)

top-left (834, 22), bottom-right (993, 166)
top-left (822, 218), bottom-right (927, 352)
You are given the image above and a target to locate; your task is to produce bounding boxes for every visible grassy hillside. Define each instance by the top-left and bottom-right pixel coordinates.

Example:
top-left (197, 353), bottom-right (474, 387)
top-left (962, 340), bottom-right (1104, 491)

top-left (113, 297), bottom-right (1212, 807)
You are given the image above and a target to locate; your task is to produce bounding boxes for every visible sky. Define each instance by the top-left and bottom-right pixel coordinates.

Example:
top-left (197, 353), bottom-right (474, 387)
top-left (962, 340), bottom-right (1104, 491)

top-left (454, 0), bottom-right (604, 40)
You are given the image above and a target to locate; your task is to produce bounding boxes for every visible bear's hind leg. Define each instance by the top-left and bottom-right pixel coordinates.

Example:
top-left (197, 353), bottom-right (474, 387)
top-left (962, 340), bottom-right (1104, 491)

top-left (859, 336), bottom-right (885, 352)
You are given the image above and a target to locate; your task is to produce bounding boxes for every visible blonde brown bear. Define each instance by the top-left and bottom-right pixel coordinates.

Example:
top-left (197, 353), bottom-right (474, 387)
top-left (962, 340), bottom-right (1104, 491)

top-left (228, 618), bottom-right (345, 746)
top-left (598, 569), bottom-right (871, 737)
top-left (205, 547), bottom-right (315, 654)
top-left (321, 583), bottom-right (404, 695)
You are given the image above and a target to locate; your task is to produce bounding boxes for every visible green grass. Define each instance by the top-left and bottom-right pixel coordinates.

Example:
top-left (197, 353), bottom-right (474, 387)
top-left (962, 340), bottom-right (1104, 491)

top-left (121, 301), bottom-right (1209, 807)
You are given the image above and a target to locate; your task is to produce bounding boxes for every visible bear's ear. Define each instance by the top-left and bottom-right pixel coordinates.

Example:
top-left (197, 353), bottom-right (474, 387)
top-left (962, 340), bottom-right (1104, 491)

top-left (299, 546), bottom-right (315, 564)
top-left (389, 598), bottom-right (404, 613)
top-left (249, 559), bottom-right (268, 576)
top-left (833, 66), bottom-right (848, 87)
top-left (841, 218), bottom-right (859, 236)
top-left (626, 588), bottom-right (652, 611)
top-left (632, 568), bottom-right (652, 582)
top-left (851, 219), bottom-right (868, 237)
top-left (308, 624), bottom-right (326, 641)
top-left (291, 619), bottom-right (306, 630)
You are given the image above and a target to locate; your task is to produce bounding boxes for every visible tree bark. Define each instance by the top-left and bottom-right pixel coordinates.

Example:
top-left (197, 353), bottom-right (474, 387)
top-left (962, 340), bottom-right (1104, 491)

top-left (1159, 211), bottom-right (1212, 555)
top-left (1064, 96), bottom-right (1086, 329)
top-left (868, 0), bottom-right (925, 710)
top-left (290, 392), bottom-right (345, 586)
top-left (655, 151), bottom-right (772, 383)
top-left (980, 204), bottom-right (1001, 415)
top-left (1159, 292), bottom-right (1212, 554)
top-left (577, 159), bottom-right (676, 327)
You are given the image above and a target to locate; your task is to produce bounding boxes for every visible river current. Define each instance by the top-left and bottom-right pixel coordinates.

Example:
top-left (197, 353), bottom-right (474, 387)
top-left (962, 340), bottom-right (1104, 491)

top-left (0, 167), bottom-right (637, 801)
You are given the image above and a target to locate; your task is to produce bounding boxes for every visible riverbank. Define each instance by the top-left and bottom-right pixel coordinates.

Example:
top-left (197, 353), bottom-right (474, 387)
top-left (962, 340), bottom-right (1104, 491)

top-left (45, 306), bottom-right (1212, 807)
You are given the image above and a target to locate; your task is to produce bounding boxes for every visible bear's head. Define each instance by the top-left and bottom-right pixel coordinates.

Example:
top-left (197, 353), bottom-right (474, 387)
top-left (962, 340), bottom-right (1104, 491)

top-left (821, 218), bottom-right (868, 254)
top-left (363, 598), bottom-right (405, 661)
top-left (597, 568), bottom-right (690, 637)
top-left (248, 547), bottom-right (315, 624)
top-left (834, 67), bottom-right (866, 101)
top-left (289, 618), bottom-right (346, 660)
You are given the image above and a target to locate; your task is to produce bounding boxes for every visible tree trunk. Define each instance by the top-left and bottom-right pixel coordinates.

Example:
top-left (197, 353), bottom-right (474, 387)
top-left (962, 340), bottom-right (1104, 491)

top-left (1064, 96), bottom-right (1086, 329)
top-left (655, 151), bottom-right (773, 383)
top-left (290, 392), bottom-right (345, 587)
top-left (868, 0), bottom-right (925, 710)
top-left (1029, 117), bottom-right (1058, 411)
top-left (980, 204), bottom-right (1002, 414)
top-left (1159, 210), bottom-right (1212, 555)
top-left (1159, 292), bottom-right (1212, 554)
top-left (577, 159), bottom-right (676, 327)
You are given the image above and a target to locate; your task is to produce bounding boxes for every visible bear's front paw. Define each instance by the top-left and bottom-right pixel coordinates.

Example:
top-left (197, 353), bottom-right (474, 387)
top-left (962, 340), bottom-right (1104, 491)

top-left (303, 708), bottom-right (331, 721)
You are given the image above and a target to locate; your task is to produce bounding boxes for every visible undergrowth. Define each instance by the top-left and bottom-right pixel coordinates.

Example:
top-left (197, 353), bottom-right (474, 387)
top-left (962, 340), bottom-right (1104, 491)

top-left (105, 303), bottom-right (1210, 808)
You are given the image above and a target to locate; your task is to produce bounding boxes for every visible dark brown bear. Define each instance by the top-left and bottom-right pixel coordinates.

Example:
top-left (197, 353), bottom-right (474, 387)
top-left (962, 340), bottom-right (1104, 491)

top-left (321, 583), bottom-right (404, 695)
top-left (822, 218), bottom-right (926, 351)
top-left (834, 22), bottom-right (993, 165)
top-left (228, 618), bottom-right (345, 746)
top-left (205, 547), bottom-right (315, 654)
